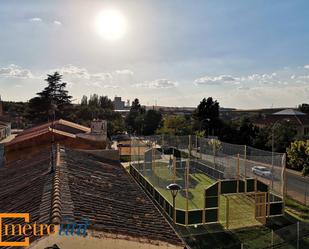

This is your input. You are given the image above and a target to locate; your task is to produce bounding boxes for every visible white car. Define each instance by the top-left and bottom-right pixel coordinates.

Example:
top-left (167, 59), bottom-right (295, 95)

top-left (252, 166), bottom-right (272, 178)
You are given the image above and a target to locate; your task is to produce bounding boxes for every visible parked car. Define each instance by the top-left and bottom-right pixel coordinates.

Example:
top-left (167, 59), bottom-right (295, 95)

top-left (252, 166), bottom-right (272, 178)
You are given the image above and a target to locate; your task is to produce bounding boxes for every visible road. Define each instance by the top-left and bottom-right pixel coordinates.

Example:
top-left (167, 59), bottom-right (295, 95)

top-left (184, 148), bottom-right (309, 205)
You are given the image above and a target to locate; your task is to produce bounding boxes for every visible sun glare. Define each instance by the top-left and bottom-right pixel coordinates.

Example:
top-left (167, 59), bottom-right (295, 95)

top-left (95, 9), bottom-right (127, 41)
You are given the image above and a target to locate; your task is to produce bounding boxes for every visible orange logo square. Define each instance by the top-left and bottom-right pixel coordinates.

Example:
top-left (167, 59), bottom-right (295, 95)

top-left (0, 213), bottom-right (30, 247)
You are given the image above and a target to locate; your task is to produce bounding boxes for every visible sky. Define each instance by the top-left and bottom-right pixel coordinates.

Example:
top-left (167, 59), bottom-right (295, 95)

top-left (0, 0), bottom-right (309, 109)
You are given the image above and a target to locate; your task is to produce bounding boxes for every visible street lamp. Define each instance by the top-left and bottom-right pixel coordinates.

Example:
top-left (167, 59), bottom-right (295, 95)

top-left (166, 183), bottom-right (181, 222)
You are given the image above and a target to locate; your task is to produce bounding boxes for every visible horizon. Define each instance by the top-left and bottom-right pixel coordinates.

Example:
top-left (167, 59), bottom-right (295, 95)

top-left (1, 0), bottom-right (309, 109)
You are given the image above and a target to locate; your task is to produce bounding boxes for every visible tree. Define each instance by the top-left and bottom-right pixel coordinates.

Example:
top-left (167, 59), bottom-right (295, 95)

top-left (157, 115), bottom-right (192, 135)
top-left (125, 98), bottom-right (145, 134)
top-left (252, 127), bottom-right (271, 150)
top-left (269, 122), bottom-right (297, 152)
top-left (218, 120), bottom-right (240, 144)
top-left (287, 140), bottom-right (309, 175)
top-left (143, 110), bottom-right (162, 135)
top-left (27, 72), bottom-right (72, 123)
top-left (193, 97), bottom-right (220, 135)
top-left (238, 117), bottom-right (259, 145)
top-left (81, 95), bottom-right (88, 106)
top-left (298, 103), bottom-right (309, 114)
top-left (74, 94), bottom-right (125, 136)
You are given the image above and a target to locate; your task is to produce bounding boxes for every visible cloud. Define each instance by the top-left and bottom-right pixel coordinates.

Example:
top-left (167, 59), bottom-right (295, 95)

top-left (56, 65), bottom-right (90, 79)
top-left (194, 72), bottom-right (281, 87)
top-left (50, 65), bottom-right (133, 86)
top-left (29, 17), bottom-right (42, 22)
top-left (297, 75), bottom-right (309, 79)
top-left (115, 69), bottom-right (134, 76)
top-left (133, 79), bottom-right (178, 89)
top-left (0, 64), bottom-right (33, 78)
top-left (194, 75), bottom-right (238, 86)
top-left (237, 86), bottom-right (250, 90)
top-left (304, 65), bottom-right (309, 69)
top-left (53, 20), bottom-right (62, 25)
top-left (242, 73), bottom-right (277, 84)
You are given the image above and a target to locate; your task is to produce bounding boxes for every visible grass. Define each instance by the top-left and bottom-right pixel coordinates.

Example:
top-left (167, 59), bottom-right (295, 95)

top-left (143, 161), bottom-right (215, 209)
top-left (181, 215), bottom-right (309, 249)
top-left (285, 197), bottom-right (309, 221)
top-left (120, 155), bottom-right (130, 162)
top-left (135, 162), bottom-right (309, 248)
top-left (141, 161), bottom-right (259, 229)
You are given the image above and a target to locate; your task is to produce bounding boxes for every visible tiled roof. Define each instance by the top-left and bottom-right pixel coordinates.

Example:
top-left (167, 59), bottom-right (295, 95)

top-left (0, 149), bottom-right (52, 218)
top-left (0, 148), bottom-right (184, 247)
top-left (272, 109), bottom-right (306, 116)
top-left (0, 150), bottom-right (53, 247)
top-left (60, 149), bottom-right (184, 246)
top-left (6, 119), bottom-right (90, 146)
top-left (253, 114), bottom-right (309, 126)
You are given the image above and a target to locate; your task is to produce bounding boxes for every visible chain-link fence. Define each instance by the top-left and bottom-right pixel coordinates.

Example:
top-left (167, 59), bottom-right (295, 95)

top-left (132, 135), bottom-right (285, 197)
top-left (182, 221), bottom-right (309, 249)
top-left (242, 221), bottom-right (309, 249)
top-left (130, 135), bottom-right (285, 227)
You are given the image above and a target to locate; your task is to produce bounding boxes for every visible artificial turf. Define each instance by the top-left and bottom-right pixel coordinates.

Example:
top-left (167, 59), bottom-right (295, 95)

top-left (140, 161), bottom-right (259, 228)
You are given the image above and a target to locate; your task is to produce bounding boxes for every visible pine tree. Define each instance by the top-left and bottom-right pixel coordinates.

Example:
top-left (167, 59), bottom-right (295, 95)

top-left (27, 72), bottom-right (72, 123)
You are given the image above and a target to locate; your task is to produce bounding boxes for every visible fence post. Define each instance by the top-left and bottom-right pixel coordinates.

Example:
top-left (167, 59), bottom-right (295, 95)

top-left (143, 140), bottom-right (145, 173)
top-left (189, 135), bottom-right (192, 158)
top-left (213, 140), bottom-right (216, 167)
top-left (267, 189), bottom-right (270, 217)
top-left (200, 137), bottom-right (202, 159)
top-left (138, 139), bottom-right (140, 168)
top-left (185, 159), bottom-right (189, 226)
top-left (271, 229), bottom-right (274, 248)
top-left (203, 189), bottom-right (206, 224)
top-left (304, 179), bottom-right (308, 206)
top-left (162, 134), bottom-right (164, 147)
top-left (218, 180), bottom-right (221, 222)
top-left (173, 154), bottom-right (176, 183)
top-left (281, 153), bottom-right (286, 211)
top-left (226, 196), bottom-right (229, 229)
top-left (244, 145), bottom-right (247, 193)
top-left (297, 221), bottom-right (299, 249)
top-left (237, 153), bottom-right (240, 193)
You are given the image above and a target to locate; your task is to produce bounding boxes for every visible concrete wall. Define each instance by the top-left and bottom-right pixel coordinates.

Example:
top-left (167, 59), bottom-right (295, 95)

top-left (29, 231), bottom-right (182, 249)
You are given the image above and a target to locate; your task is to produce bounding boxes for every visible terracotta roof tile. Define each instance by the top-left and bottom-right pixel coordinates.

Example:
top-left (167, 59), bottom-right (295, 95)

top-left (0, 148), bottom-right (185, 248)
top-left (59, 148), bottom-right (184, 246)
top-left (7, 119), bottom-right (90, 146)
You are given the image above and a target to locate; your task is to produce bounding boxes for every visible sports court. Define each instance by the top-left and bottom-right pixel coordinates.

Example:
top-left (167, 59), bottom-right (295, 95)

top-left (130, 135), bottom-right (284, 228)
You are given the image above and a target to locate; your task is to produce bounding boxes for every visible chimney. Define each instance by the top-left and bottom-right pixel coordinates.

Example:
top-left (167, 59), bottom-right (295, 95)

top-left (91, 119), bottom-right (107, 136)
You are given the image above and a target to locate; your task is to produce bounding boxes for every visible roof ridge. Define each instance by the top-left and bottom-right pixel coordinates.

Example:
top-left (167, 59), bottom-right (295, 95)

top-left (51, 144), bottom-right (62, 224)
top-left (50, 146), bottom-right (75, 225)
top-left (59, 119), bottom-right (91, 133)
top-left (38, 171), bottom-right (54, 224)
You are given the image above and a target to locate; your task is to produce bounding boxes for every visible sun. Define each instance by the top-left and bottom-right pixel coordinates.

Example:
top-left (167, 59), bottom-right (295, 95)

top-left (95, 9), bottom-right (127, 41)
